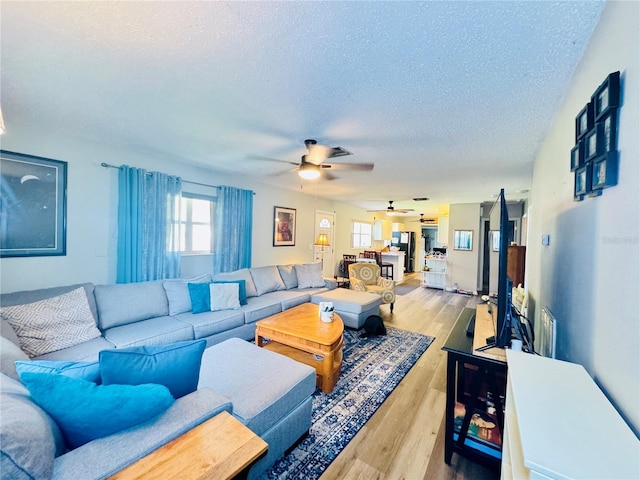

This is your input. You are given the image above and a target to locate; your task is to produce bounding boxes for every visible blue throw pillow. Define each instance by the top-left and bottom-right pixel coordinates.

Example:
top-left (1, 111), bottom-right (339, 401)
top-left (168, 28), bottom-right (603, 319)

top-left (16, 360), bottom-right (101, 383)
top-left (188, 283), bottom-right (211, 313)
top-left (99, 340), bottom-right (206, 398)
top-left (19, 372), bottom-right (174, 449)
top-left (211, 279), bottom-right (247, 305)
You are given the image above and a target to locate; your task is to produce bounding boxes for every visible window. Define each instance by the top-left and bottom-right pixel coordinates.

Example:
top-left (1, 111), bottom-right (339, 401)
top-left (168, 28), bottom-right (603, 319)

top-left (178, 193), bottom-right (215, 254)
top-left (352, 221), bottom-right (372, 248)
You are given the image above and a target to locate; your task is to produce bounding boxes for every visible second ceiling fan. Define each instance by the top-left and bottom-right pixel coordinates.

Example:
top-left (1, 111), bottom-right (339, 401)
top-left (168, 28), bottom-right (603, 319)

top-left (367, 201), bottom-right (415, 216)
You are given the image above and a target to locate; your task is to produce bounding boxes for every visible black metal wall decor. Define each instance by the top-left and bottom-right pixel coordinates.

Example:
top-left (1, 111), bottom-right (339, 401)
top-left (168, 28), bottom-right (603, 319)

top-left (572, 71), bottom-right (620, 201)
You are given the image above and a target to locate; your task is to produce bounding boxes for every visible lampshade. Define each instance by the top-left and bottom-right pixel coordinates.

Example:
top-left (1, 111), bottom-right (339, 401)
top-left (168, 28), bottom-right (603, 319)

top-left (299, 164), bottom-right (320, 180)
top-left (315, 233), bottom-right (330, 247)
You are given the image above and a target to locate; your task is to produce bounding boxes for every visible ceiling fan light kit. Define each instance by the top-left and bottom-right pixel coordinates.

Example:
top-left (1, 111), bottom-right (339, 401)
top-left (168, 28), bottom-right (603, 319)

top-left (298, 161), bottom-right (321, 180)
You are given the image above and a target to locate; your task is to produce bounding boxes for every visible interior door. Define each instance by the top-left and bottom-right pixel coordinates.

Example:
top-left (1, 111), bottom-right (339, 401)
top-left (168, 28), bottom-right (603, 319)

top-left (314, 210), bottom-right (335, 278)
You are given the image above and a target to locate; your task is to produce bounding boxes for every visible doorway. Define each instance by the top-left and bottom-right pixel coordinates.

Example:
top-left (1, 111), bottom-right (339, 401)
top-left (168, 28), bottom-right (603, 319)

top-left (314, 210), bottom-right (335, 278)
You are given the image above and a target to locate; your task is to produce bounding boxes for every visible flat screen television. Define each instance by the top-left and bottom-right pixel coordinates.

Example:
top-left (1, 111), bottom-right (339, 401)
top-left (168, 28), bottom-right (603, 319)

top-left (478, 188), bottom-right (512, 350)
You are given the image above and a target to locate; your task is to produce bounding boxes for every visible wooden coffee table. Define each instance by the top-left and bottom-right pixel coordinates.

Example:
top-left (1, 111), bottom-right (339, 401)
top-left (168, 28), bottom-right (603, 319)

top-left (109, 411), bottom-right (267, 480)
top-left (255, 303), bottom-right (344, 393)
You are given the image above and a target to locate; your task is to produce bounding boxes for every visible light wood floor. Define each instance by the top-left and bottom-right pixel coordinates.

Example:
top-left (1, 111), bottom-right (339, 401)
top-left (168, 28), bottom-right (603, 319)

top-left (320, 274), bottom-right (500, 480)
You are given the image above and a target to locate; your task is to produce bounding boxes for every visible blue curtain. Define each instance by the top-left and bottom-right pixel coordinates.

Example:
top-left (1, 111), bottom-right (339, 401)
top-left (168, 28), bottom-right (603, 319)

top-left (117, 165), bottom-right (182, 283)
top-left (213, 186), bottom-right (253, 273)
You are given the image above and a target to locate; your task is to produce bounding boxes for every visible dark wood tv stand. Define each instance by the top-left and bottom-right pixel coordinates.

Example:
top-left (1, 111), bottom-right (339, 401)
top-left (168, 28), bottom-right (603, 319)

top-left (442, 304), bottom-right (508, 470)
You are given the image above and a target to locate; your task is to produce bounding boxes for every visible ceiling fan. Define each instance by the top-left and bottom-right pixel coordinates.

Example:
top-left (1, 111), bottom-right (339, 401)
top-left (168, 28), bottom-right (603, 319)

top-left (410, 214), bottom-right (438, 225)
top-left (251, 139), bottom-right (374, 180)
top-left (367, 201), bottom-right (415, 216)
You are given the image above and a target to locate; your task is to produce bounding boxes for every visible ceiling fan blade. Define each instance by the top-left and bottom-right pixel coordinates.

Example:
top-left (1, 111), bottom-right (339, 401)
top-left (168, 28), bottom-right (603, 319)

top-left (246, 155), bottom-right (299, 167)
top-left (322, 171), bottom-right (338, 181)
top-left (324, 162), bottom-right (374, 171)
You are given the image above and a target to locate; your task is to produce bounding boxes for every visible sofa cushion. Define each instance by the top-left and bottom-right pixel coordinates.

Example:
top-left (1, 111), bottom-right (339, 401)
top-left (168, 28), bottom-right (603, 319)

top-left (20, 372), bottom-right (175, 449)
top-left (32, 336), bottom-right (116, 363)
top-left (16, 360), bottom-right (101, 383)
top-left (102, 316), bottom-right (193, 349)
top-left (242, 296), bottom-right (283, 324)
top-left (277, 264), bottom-right (299, 289)
top-left (1, 317), bottom-right (21, 346)
top-left (250, 266), bottom-right (286, 295)
top-left (0, 373), bottom-right (64, 480)
top-left (0, 287), bottom-right (102, 358)
top-left (212, 269), bottom-right (258, 298)
top-left (94, 281), bottom-right (169, 330)
top-left (100, 340), bottom-right (206, 399)
top-left (0, 335), bottom-right (29, 380)
top-left (209, 283), bottom-right (241, 311)
top-left (198, 338), bottom-right (316, 436)
top-left (162, 274), bottom-right (211, 315)
top-left (187, 282), bottom-right (211, 314)
top-left (295, 263), bottom-right (325, 288)
top-left (211, 280), bottom-right (247, 305)
top-left (173, 310), bottom-right (245, 340)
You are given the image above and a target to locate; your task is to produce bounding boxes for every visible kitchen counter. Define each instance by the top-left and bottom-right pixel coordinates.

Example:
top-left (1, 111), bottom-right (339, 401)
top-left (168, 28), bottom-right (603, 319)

top-left (381, 252), bottom-right (405, 283)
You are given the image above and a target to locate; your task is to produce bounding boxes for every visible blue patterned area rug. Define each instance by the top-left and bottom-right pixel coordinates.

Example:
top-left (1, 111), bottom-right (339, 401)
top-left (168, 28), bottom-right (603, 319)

top-left (267, 326), bottom-right (435, 479)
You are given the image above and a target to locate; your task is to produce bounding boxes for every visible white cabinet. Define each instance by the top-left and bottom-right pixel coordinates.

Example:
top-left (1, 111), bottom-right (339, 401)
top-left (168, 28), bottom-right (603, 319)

top-left (421, 253), bottom-right (447, 289)
top-left (373, 219), bottom-right (392, 241)
top-left (438, 216), bottom-right (449, 245)
top-left (503, 351), bottom-right (640, 480)
top-left (381, 252), bottom-right (404, 283)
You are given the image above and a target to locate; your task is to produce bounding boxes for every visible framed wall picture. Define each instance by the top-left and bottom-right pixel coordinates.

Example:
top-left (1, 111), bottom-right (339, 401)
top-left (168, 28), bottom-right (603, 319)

top-left (273, 206), bottom-right (296, 246)
top-left (584, 123), bottom-right (603, 162)
top-left (573, 163), bottom-right (592, 201)
top-left (0, 150), bottom-right (67, 257)
top-left (600, 109), bottom-right (618, 154)
top-left (453, 230), bottom-right (473, 251)
top-left (570, 139), bottom-right (584, 171)
top-left (575, 102), bottom-right (593, 141)
top-left (591, 152), bottom-right (619, 192)
top-left (592, 71), bottom-right (620, 121)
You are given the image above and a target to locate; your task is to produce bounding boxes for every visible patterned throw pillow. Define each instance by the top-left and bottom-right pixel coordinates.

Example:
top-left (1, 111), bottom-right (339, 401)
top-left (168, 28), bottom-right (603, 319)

top-left (0, 287), bottom-right (102, 358)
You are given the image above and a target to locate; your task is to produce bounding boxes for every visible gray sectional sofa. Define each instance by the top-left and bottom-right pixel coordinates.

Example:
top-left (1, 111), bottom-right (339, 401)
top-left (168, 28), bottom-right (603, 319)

top-left (0, 263), bottom-right (338, 480)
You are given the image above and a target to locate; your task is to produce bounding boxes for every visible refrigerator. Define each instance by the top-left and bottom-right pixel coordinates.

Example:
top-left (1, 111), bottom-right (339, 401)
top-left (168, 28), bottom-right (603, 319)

top-left (391, 231), bottom-right (415, 272)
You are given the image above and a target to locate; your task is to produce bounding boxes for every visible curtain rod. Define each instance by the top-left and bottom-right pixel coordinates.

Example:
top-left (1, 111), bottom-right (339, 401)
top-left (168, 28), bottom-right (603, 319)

top-left (100, 162), bottom-right (220, 190)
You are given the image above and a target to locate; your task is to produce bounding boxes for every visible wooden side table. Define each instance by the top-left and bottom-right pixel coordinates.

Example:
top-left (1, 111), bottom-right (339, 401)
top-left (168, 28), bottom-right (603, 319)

top-left (109, 411), bottom-right (268, 480)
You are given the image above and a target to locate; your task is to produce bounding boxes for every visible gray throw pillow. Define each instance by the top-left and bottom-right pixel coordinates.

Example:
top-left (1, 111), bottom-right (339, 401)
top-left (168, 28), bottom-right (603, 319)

top-left (162, 274), bottom-right (211, 315)
top-left (250, 266), bottom-right (286, 295)
top-left (295, 263), bottom-right (325, 288)
top-left (277, 264), bottom-right (299, 289)
top-left (0, 373), bottom-right (65, 479)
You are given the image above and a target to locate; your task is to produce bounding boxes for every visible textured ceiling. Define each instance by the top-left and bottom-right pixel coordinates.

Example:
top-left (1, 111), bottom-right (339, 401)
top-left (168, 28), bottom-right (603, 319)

top-left (0, 1), bottom-right (605, 216)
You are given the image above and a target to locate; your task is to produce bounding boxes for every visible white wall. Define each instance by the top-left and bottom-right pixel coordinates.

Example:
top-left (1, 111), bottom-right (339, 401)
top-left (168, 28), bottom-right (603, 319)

top-left (527, 1), bottom-right (639, 434)
top-left (447, 203), bottom-right (482, 292)
top-left (0, 122), bottom-right (369, 292)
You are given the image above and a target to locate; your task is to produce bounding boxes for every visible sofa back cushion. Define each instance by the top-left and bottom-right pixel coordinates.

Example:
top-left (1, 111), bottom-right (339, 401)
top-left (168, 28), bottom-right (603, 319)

top-left (250, 266), bottom-right (286, 295)
top-left (0, 373), bottom-right (65, 480)
top-left (162, 274), bottom-right (211, 315)
top-left (277, 264), bottom-right (298, 289)
top-left (212, 269), bottom-right (258, 298)
top-left (295, 263), bottom-right (325, 288)
top-left (0, 336), bottom-right (28, 380)
top-left (0, 287), bottom-right (102, 358)
top-left (94, 281), bottom-right (169, 330)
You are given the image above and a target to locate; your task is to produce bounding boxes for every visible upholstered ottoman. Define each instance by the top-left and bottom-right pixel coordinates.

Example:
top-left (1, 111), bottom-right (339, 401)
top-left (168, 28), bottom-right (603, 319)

top-left (310, 289), bottom-right (381, 329)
